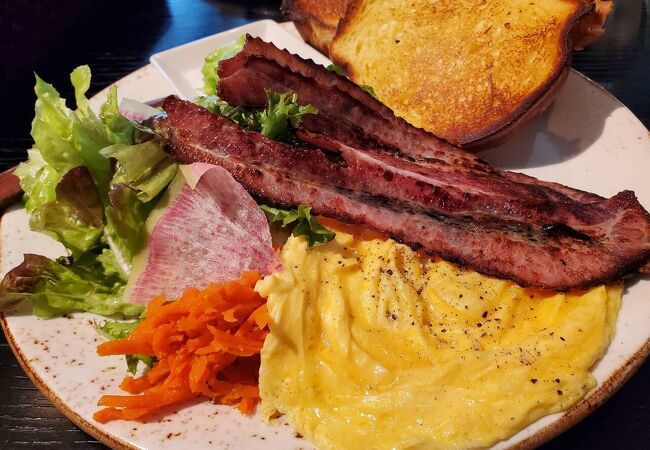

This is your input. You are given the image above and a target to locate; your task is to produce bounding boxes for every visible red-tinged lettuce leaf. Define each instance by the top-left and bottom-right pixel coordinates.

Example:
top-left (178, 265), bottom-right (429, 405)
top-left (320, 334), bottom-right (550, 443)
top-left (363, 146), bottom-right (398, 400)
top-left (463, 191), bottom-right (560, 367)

top-left (29, 166), bottom-right (104, 258)
top-left (125, 163), bottom-right (279, 304)
top-left (0, 254), bottom-right (143, 318)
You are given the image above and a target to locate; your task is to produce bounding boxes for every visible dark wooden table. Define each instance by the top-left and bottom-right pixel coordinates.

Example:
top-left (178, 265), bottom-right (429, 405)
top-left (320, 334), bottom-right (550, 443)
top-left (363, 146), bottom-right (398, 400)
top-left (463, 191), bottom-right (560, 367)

top-left (1, 0), bottom-right (648, 448)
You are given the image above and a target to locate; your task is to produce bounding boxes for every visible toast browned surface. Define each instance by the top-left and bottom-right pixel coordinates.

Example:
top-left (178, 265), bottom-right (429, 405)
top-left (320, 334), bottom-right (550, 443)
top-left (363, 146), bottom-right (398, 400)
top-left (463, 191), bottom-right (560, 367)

top-left (285, 0), bottom-right (611, 149)
top-left (571, 0), bottom-right (613, 49)
top-left (281, 0), bottom-right (350, 54)
top-left (284, 0), bottom-right (610, 55)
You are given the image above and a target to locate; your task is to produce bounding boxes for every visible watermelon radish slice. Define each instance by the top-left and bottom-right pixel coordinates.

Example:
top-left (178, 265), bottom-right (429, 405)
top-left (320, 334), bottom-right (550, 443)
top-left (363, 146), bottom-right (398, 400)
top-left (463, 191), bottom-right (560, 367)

top-left (125, 163), bottom-right (279, 303)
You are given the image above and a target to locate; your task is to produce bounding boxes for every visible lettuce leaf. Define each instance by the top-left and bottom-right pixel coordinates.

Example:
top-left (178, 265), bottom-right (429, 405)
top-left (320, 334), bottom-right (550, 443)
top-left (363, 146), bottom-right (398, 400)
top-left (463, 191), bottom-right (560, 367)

top-left (94, 318), bottom-right (140, 339)
top-left (199, 39), bottom-right (318, 144)
top-left (202, 35), bottom-right (246, 96)
top-left (256, 91), bottom-right (318, 142)
top-left (4, 66), bottom-right (178, 318)
top-left (17, 66), bottom-right (111, 214)
top-left (102, 140), bottom-right (178, 203)
top-left (103, 186), bottom-right (153, 280)
top-left (29, 166), bottom-right (104, 258)
top-left (99, 85), bottom-right (135, 145)
top-left (196, 90), bottom-right (317, 144)
top-left (57, 66), bottom-right (112, 195)
top-left (326, 64), bottom-right (344, 75)
top-left (326, 63), bottom-right (377, 98)
top-left (14, 148), bottom-right (59, 212)
top-left (125, 354), bottom-right (155, 375)
top-left (260, 204), bottom-right (335, 246)
top-left (359, 84), bottom-right (378, 99)
top-left (96, 315), bottom-right (155, 375)
top-left (97, 248), bottom-right (125, 279)
top-left (195, 95), bottom-right (258, 130)
top-left (0, 254), bottom-right (143, 318)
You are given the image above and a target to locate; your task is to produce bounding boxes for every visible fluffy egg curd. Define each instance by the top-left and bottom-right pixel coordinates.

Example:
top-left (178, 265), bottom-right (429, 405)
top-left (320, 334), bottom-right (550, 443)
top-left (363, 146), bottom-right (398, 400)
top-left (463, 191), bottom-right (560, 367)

top-left (255, 229), bottom-right (622, 450)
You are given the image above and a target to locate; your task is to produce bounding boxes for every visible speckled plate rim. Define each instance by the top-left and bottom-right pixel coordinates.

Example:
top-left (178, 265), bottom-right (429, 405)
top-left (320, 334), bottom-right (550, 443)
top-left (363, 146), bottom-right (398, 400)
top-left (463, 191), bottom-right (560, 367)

top-left (0, 314), bottom-right (133, 450)
top-left (1, 53), bottom-right (649, 450)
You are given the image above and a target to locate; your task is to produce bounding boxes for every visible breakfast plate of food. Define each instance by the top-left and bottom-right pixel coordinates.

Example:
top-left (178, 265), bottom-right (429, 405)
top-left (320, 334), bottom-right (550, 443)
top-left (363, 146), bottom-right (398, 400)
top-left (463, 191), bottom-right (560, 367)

top-left (1, 2), bottom-right (648, 449)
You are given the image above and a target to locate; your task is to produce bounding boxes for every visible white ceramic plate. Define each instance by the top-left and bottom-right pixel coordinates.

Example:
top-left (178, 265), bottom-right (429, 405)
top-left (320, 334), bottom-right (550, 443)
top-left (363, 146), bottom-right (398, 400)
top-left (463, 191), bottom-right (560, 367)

top-left (150, 19), bottom-right (331, 100)
top-left (2, 20), bottom-right (649, 450)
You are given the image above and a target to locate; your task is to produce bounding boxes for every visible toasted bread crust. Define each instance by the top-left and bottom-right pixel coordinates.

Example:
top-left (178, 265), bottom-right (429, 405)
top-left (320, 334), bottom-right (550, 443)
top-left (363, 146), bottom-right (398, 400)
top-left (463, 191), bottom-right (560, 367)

top-left (467, 63), bottom-right (572, 150)
top-left (286, 0), bottom-right (611, 150)
top-left (571, 0), bottom-right (613, 49)
top-left (449, 5), bottom-right (584, 148)
top-left (282, 0), bottom-right (349, 53)
top-left (285, 0), bottom-right (610, 55)
top-left (329, 0), bottom-right (596, 148)
top-left (291, 19), bottom-right (336, 55)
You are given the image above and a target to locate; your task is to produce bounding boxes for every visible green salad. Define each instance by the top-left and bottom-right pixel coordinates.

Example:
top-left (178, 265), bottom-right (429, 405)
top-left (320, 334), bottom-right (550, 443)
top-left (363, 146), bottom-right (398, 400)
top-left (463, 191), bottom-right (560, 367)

top-left (0, 37), bottom-right (335, 320)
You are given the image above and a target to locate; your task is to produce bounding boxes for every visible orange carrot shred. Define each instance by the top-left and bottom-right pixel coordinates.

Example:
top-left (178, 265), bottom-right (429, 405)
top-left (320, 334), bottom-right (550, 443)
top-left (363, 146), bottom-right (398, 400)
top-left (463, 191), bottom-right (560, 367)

top-left (93, 272), bottom-right (268, 423)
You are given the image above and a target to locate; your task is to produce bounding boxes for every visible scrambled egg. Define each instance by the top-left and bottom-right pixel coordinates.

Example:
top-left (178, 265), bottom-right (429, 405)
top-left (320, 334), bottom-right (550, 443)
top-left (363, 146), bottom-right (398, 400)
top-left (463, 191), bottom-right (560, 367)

top-left (256, 230), bottom-right (621, 450)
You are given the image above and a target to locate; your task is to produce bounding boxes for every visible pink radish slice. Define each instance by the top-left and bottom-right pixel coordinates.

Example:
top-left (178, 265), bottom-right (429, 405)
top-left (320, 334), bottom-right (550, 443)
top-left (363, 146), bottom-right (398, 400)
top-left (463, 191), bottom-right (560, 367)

top-left (125, 163), bottom-right (279, 303)
top-left (118, 97), bottom-right (160, 122)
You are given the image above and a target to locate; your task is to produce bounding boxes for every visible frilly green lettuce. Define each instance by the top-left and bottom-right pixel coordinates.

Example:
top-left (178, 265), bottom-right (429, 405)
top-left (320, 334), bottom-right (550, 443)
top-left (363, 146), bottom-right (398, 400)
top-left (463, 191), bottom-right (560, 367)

top-left (3, 66), bottom-right (175, 318)
top-left (0, 254), bottom-right (143, 319)
top-left (201, 34), bottom-right (246, 96)
top-left (260, 204), bottom-right (335, 247)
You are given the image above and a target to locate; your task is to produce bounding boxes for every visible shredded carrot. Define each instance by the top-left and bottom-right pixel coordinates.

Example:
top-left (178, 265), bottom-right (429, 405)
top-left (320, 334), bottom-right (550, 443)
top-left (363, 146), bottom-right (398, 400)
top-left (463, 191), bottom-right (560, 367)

top-left (93, 271), bottom-right (268, 423)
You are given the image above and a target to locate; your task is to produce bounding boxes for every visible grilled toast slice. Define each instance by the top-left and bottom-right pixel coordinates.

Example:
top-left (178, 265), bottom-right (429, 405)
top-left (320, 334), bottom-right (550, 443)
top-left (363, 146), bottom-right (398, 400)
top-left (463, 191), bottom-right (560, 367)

top-left (286, 0), bottom-right (610, 149)
top-left (281, 0), bottom-right (350, 54)
top-left (284, 0), bottom-right (610, 57)
top-left (329, 0), bottom-right (605, 148)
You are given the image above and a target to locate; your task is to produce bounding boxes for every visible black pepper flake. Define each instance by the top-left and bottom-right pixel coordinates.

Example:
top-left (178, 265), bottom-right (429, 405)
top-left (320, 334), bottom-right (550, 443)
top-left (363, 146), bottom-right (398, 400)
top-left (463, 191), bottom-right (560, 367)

top-left (387, 269), bottom-right (393, 275)
top-left (555, 378), bottom-right (560, 383)
top-left (481, 311), bottom-right (488, 318)
top-left (560, 336), bottom-right (566, 341)
top-left (557, 390), bottom-right (563, 395)
top-left (395, 39), bottom-right (401, 43)
top-left (476, 322), bottom-right (483, 328)
top-left (531, 378), bottom-right (538, 384)
top-left (441, 328), bottom-right (447, 333)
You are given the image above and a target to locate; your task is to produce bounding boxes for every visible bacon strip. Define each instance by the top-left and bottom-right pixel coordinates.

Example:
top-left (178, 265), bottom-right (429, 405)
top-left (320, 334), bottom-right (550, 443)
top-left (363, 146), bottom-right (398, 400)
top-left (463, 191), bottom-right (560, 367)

top-left (156, 96), bottom-right (650, 290)
top-left (217, 35), bottom-right (605, 205)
